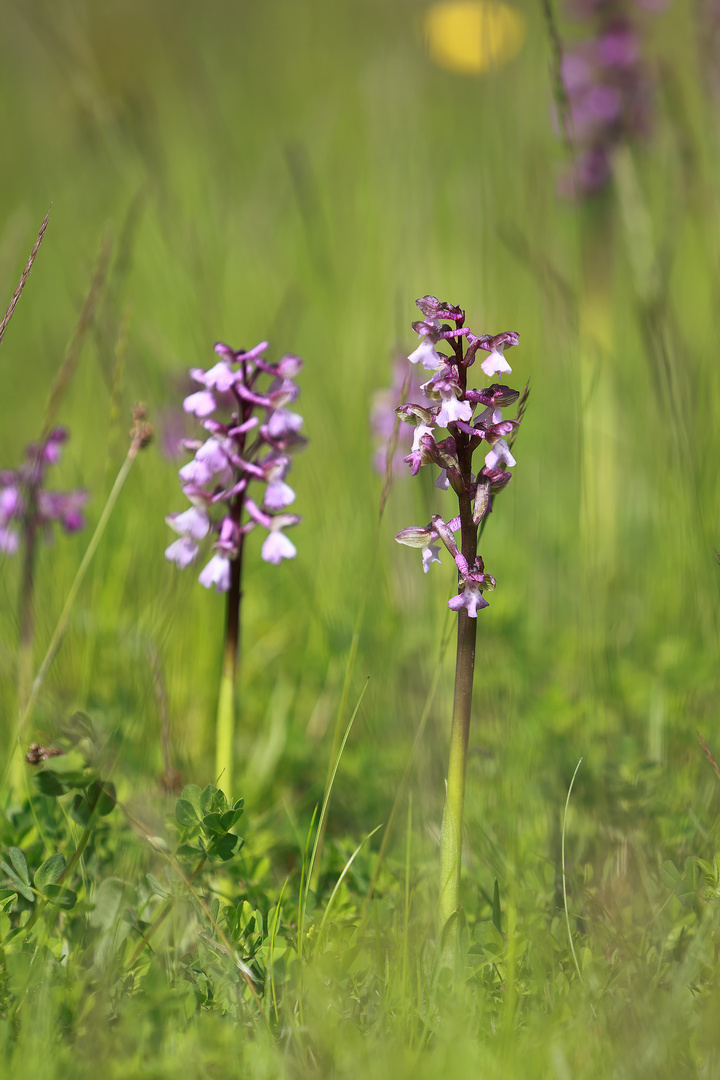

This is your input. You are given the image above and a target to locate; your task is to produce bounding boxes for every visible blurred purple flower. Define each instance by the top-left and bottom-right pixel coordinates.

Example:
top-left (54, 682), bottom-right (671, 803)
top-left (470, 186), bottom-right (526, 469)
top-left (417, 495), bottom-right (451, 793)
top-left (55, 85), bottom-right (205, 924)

top-left (0, 427), bottom-right (88, 556)
top-left (158, 407), bottom-right (189, 462)
top-left (166, 340), bottom-right (306, 591)
top-left (370, 355), bottom-right (427, 476)
top-left (558, 3), bottom-right (661, 196)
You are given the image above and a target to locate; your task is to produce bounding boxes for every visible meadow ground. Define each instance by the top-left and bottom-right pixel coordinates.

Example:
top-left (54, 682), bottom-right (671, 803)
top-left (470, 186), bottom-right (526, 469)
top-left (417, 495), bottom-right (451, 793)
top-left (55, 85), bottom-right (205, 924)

top-left (1, 1), bottom-right (720, 1076)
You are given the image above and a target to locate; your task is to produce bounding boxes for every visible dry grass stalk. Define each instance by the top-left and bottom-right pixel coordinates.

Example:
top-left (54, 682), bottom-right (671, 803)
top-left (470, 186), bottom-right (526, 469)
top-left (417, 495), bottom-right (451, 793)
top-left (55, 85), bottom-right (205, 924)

top-left (0, 209), bottom-right (50, 350)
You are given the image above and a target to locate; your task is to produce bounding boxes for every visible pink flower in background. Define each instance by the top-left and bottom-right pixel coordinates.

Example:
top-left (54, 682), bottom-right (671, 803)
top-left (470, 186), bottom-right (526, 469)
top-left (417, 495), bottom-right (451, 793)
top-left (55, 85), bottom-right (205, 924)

top-left (370, 355), bottom-right (427, 476)
top-left (557, 2), bottom-right (661, 196)
top-left (0, 427), bottom-right (87, 555)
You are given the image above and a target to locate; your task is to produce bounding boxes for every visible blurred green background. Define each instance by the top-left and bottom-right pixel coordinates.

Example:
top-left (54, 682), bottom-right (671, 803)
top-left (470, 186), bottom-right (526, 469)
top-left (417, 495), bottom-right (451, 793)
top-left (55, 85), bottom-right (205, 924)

top-left (1, 0), bottom-right (720, 1073)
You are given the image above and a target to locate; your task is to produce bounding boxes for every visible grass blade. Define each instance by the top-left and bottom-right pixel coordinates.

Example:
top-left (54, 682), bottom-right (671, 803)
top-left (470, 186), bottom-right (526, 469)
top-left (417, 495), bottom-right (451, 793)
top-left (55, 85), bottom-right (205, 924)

top-left (562, 756), bottom-right (584, 986)
top-left (0, 209), bottom-right (49, 350)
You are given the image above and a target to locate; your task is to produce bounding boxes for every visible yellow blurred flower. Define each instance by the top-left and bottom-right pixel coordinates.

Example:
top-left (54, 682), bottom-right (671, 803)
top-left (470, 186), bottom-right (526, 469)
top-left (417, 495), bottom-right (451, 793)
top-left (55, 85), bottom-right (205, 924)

top-left (423, 1), bottom-right (526, 75)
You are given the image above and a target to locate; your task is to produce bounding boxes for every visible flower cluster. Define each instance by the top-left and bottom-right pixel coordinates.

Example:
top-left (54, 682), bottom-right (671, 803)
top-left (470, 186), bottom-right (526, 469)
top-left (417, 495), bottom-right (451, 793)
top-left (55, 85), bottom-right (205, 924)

top-left (165, 340), bottom-right (305, 592)
top-left (395, 296), bottom-right (522, 617)
top-left (370, 355), bottom-right (425, 476)
top-left (0, 427), bottom-right (87, 554)
top-left (560, 0), bottom-right (662, 195)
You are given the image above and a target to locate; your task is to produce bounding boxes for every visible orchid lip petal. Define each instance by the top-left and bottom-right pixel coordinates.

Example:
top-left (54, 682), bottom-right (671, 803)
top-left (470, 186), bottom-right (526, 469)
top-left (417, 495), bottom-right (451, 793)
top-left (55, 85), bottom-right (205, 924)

top-left (196, 437), bottom-right (229, 470)
top-left (436, 397), bottom-right (473, 428)
top-left (204, 362), bottom-right (237, 393)
top-left (421, 543), bottom-right (442, 573)
top-left (0, 526), bottom-right (20, 554)
top-left (484, 438), bottom-right (517, 470)
top-left (183, 391), bottom-right (217, 417)
top-left (179, 459), bottom-right (212, 486)
top-left (198, 553), bottom-right (232, 592)
top-left (165, 537), bottom-right (200, 569)
top-left (266, 409), bottom-right (304, 439)
top-left (0, 485), bottom-right (22, 518)
top-left (408, 340), bottom-right (445, 371)
top-left (276, 353), bottom-right (303, 378)
top-left (448, 580), bottom-right (490, 617)
top-left (480, 349), bottom-right (513, 378)
top-left (165, 506), bottom-right (211, 540)
top-left (261, 531), bottom-right (297, 564)
top-left (264, 480), bottom-right (296, 510)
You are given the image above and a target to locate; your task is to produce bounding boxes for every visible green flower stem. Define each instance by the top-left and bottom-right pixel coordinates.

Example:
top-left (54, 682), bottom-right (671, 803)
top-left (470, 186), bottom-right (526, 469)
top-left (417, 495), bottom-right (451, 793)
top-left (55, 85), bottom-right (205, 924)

top-left (215, 532), bottom-right (244, 795)
top-left (215, 658), bottom-right (236, 795)
top-left (17, 511), bottom-right (38, 712)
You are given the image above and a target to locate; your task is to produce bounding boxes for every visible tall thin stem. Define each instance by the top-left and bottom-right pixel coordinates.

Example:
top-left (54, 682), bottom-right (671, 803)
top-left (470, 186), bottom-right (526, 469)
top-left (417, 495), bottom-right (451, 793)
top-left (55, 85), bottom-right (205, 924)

top-left (4, 428), bottom-right (147, 795)
top-left (396, 298), bottom-right (524, 956)
top-left (17, 510), bottom-right (38, 711)
top-left (439, 389), bottom-right (478, 932)
top-left (214, 513), bottom-right (244, 795)
top-left (439, 608), bottom-right (478, 929)
top-left (0, 210), bottom-right (49, 350)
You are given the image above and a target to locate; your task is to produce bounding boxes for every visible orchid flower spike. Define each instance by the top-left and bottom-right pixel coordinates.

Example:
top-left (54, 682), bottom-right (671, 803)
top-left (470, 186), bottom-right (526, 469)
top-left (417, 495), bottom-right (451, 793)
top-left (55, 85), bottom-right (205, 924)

top-left (395, 297), bottom-right (526, 617)
top-left (166, 339), bottom-right (306, 592)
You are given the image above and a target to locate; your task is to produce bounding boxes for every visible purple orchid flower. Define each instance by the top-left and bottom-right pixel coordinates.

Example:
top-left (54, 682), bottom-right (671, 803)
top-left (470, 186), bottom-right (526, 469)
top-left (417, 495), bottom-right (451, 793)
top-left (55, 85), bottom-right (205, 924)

top-left (393, 297), bottom-right (528, 933)
top-left (165, 340), bottom-right (306, 592)
top-left (0, 427), bottom-right (87, 555)
top-left (557, 2), bottom-right (661, 197)
top-left (395, 297), bottom-right (523, 618)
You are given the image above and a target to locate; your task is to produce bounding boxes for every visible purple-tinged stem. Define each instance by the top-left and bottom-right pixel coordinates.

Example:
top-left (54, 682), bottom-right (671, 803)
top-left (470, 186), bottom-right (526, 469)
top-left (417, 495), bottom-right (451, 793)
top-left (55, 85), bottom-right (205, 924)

top-left (440, 607), bottom-right (478, 930)
top-left (439, 368), bottom-right (479, 933)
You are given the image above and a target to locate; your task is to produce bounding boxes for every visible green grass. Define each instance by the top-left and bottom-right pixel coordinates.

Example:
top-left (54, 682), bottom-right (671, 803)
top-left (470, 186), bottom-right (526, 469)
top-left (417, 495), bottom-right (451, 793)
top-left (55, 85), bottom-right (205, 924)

top-left (1, 0), bottom-right (720, 1075)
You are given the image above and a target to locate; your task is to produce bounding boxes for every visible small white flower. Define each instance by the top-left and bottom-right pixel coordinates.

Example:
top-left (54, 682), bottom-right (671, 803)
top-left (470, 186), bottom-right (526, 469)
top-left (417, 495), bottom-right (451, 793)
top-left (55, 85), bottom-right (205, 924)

top-left (261, 530), bottom-right (297, 565)
top-left (198, 553), bottom-right (232, 592)
top-left (411, 424), bottom-right (435, 452)
top-left (484, 438), bottom-right (516, 470)
top-left (448, 581), bottom-right (490, 617)
top-left (408, 340), bottom-right (444, 371)
top-left (436, 395), bottom-right (472, 428)
top-left (422, 543), bottom-right (442, 573)
top-left (165, 506), bottom-right (210, 541)
top-left (183, 391), bottom-right (216, 417)
top-left (481, 347), bottom-right (512, 378)
top-left (165, 537), bottom-right (200, 569)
